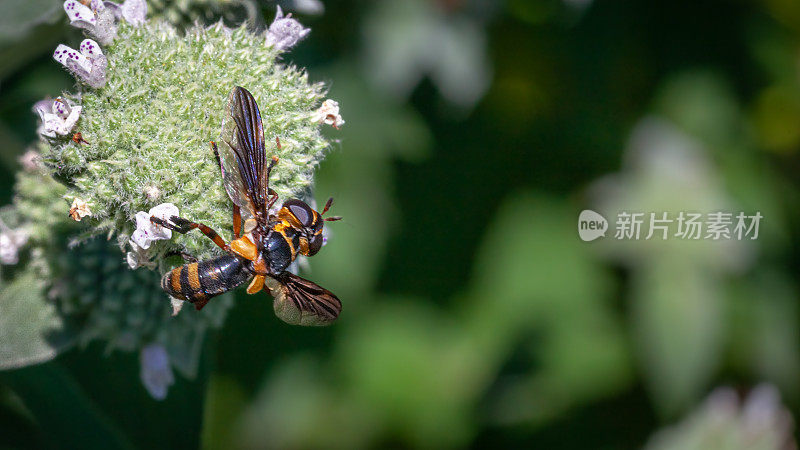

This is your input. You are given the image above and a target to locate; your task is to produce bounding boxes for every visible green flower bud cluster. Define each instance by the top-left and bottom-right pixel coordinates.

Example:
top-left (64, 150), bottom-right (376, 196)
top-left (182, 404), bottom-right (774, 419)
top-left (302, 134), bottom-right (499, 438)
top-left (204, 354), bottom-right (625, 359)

top-left (2, 4), bottom-right (337, 387)
top-left (12, 162), bottom-right (231, 376)
top-left (50, 236), bottom-right (231, 375)
top-left (45, 20), bottom-right (329, 261)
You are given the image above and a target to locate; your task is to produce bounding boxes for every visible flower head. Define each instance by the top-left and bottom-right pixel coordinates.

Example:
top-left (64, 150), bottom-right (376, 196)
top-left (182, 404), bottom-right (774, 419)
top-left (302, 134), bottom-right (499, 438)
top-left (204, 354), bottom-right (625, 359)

top-left (139, 344), bottom-right (174, 400)
top-left (312, 99), bottom-right (345, 129)
top-left (131, 203), bottom-right (179, 250)
top-left (266, 6), bottom-right (310, 51)
top-left (53, 39), bottom-right (107, 88)
top-left (34, 97), bottom-right (83, 138)
top-left (68, 198), bottom-right (92, 221)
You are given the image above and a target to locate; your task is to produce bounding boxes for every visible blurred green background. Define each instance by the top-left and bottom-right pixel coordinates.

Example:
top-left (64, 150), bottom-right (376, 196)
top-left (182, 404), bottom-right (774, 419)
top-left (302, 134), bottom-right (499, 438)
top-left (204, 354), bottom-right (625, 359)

top-left (2, 0), bottom-right (800, 448)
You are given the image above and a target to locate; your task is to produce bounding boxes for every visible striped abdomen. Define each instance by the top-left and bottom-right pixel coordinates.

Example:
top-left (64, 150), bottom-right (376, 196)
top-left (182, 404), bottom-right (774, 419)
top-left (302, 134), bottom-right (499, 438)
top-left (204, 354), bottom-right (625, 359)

top-left (161, 254), bottom-right (251, 310)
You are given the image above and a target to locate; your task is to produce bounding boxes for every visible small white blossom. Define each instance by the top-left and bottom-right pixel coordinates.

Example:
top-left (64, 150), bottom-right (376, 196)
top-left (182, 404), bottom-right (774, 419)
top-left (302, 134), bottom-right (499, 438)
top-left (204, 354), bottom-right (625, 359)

top-left (53, 39), bottom-right (107, 88)
top-left (139, 344), bottom-right (174, 400)
top-left (63, 0), bottom-right (118, 44)
top-left (62, 0), bottom-right (146, 44)
top-left (103, 0), bottom-right (147, 26)
top-left (68, 198), bottom-right (92, 221)
top-left (63, 0), bottom-right (97, 29)
top-left (0, 220), bottom-right (29, 265)
top-left (131, 203), bottom-right (179, 250)
top-left (34, 97), bottom-right (83, 138)
top-left (126, 240), bottom-right (155, 269)
top-left (312, 99), bottom-right (345, 129)
top-left (266, 6), bottom-right (310, 51)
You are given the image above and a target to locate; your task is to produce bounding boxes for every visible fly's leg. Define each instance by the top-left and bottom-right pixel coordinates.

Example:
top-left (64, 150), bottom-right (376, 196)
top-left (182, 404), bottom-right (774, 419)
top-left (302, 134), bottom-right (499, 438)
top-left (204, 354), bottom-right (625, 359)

top-left (150, 216), bottom-right (229, 251)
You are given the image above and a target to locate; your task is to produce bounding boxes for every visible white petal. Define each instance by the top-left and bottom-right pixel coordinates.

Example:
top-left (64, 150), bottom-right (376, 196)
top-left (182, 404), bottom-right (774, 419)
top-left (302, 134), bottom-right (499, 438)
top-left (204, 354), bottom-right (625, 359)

top-left (134, 210), bottom-right (152, 230)
top-left (120, 0), bottom-right (147, 25)
top-left (131, 228), bottom-right (153, 249)
top-left (79, 39), bottom-right (103, 59)
top-left (63, 0), bottom-right (96, 26)
top-left (149, 203), bottom-right (179, 220)
top-left (41, 113), bottom-right (63, 134)
top-left (54, 44), bottom-right (92, 74)
top-left (52, 98), bottom-right (70, 119)
top-left (62, 105), bottom-right (82, 131)
top-left (126, 251), bottom-right (139, 269)
top-left (33, 99), bottom-right (52, 119)
top-left (149, 224), bottom-right (171, 241)
top-left (170, 298), bottom-right (183, 316)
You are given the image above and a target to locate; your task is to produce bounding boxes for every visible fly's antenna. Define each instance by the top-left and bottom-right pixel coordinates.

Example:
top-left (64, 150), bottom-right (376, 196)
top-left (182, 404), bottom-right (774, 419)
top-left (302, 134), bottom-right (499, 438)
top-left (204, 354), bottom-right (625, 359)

top-left (321, 197), bottom-right (333, 215)
top-left (321, 197), bottom-right (341, 221)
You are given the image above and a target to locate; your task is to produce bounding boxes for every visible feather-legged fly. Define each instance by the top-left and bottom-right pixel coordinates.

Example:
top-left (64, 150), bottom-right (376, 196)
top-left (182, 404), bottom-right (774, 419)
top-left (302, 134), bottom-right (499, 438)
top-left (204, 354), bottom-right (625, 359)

top-left (150, 86), bottom-right (342, 326)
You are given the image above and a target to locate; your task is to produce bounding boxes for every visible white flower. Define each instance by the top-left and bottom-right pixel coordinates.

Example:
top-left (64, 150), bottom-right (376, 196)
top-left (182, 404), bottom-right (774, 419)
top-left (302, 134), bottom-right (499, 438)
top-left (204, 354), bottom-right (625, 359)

top-left (63, 0), bottom-right (98, 30)
top-left (53, 39), bottom-right (107, 88)
top-left (131, 203), bottom-right (179, 250)
top-left (139, 344), bottom-right (174, 400)
top-left (63, 0), bottom-right (145, 45)
top-left (126, 240), bottom-right (155, 270)
top-left (266, 6), bottom-right (310, 51)
top-left (63, 0), bottom-right (117, 44)
top-left (33, 97), bottom-right (83, 138)
top-left (68, 198), bottom-right (92, 221)
top-left (311, 99), bottom-right (345, 129)
top-left (0, 220), bottom-right (29, 265)
top-left (103, 0), bottom-right (147, 26)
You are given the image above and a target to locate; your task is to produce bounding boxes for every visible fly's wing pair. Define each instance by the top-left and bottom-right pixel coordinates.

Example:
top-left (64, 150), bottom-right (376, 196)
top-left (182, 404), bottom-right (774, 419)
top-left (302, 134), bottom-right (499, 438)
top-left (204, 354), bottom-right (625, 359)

top-left (218, 86), bottom-right (270, 218)
top-left (267, 272), bottom-right (342, 326)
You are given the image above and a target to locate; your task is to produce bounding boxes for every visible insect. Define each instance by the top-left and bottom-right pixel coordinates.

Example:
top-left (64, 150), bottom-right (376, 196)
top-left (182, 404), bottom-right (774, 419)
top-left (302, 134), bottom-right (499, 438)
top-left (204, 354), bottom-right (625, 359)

top-left (150, 86), bottom-right (342, 326)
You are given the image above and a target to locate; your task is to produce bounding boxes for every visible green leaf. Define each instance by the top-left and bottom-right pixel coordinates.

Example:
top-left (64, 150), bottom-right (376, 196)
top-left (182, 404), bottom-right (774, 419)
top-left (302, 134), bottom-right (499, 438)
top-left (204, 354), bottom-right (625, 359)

top-left (0, 267), bottom-right (73, 369)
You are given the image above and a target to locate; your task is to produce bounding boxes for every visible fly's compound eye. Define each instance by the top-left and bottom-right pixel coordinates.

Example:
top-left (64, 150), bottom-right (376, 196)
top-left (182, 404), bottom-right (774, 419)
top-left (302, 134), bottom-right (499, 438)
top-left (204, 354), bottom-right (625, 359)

top-left (308, 233), bottom-right (323, 256)
top-left (284, 199), bottom-right (314, 227)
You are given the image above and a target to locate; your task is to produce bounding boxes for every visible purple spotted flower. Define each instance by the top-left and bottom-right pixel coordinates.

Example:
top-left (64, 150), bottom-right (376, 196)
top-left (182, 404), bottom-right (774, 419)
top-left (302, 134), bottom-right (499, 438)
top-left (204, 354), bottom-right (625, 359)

top-left (266, 6), bottom-right (310, 51)
top-left (53, 39), bottom-right (107, 88)
top-left (63, 0), bottom-right (97, 29)
top-left (62, 0), bottom-right (146, 45)
top-left (33, 97), bottom-right (83, 138)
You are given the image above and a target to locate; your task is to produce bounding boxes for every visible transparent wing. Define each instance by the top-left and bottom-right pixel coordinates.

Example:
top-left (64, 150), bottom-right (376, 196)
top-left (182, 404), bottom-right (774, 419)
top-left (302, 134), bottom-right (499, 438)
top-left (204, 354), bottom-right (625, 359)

top-left (216, 136), bottom-right (257, 217)
top-left (267, 273), bottom-right (341, 326)
top-left (219, 86), bottom-right (267, 216)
